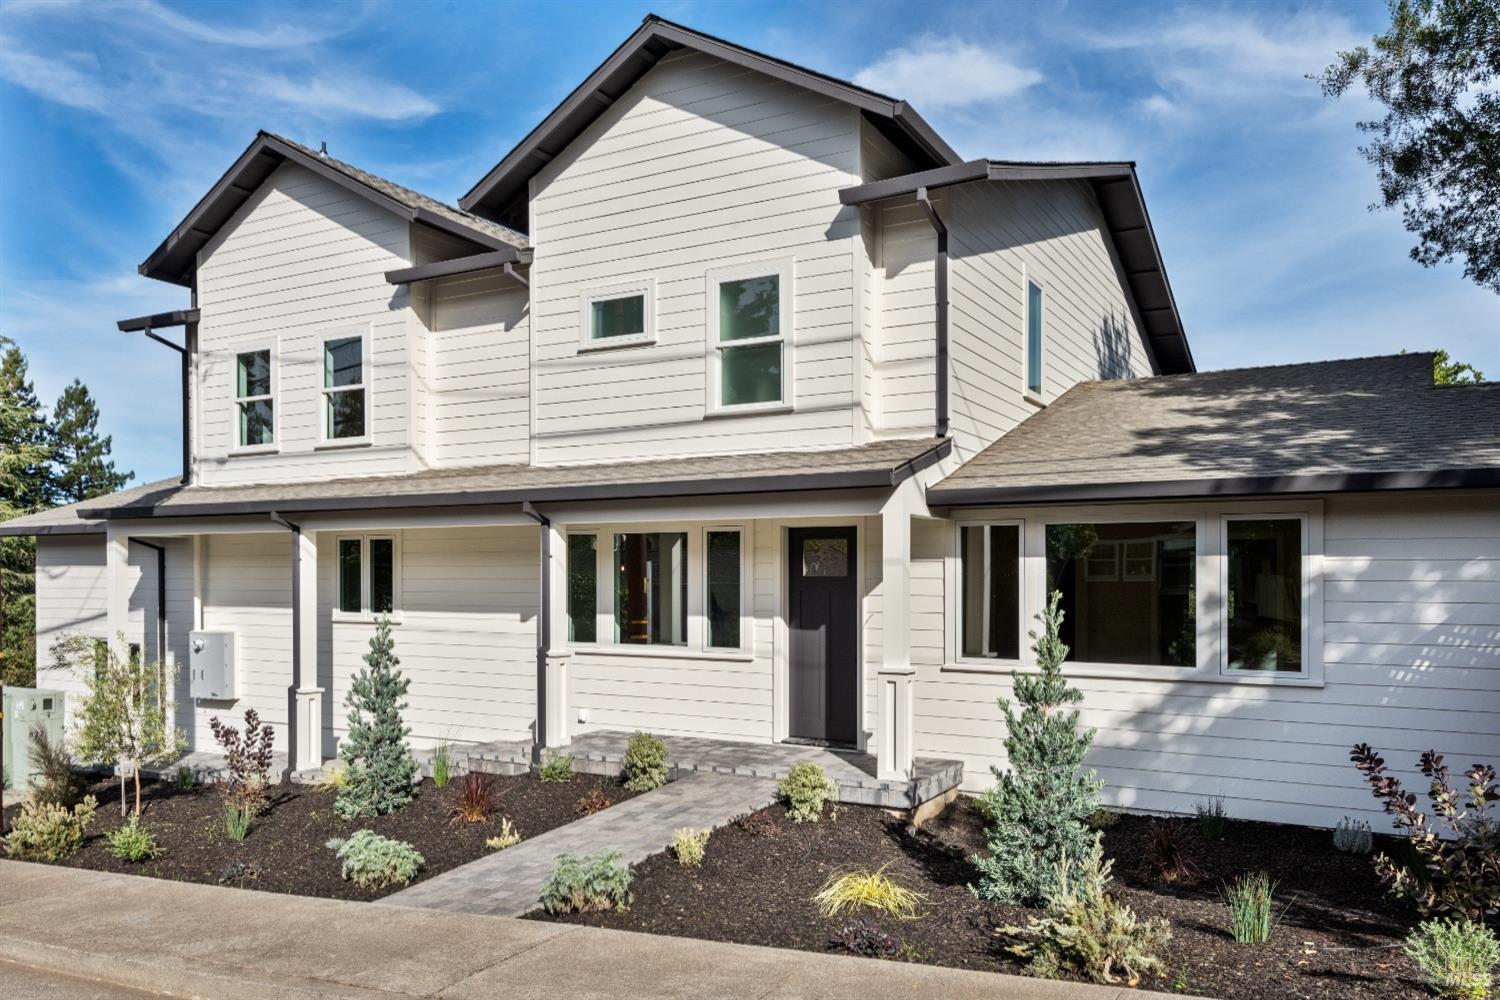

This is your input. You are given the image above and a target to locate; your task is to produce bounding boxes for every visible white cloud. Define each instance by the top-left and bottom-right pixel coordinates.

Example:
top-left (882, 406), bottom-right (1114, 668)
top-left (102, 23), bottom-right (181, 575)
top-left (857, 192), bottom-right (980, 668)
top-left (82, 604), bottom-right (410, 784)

top-left (854, 36), bottom-right (1041, 111)
top-left (0, 47), bottom-right (112, 113)
top-left (251, 73), bottom-right (440, 122)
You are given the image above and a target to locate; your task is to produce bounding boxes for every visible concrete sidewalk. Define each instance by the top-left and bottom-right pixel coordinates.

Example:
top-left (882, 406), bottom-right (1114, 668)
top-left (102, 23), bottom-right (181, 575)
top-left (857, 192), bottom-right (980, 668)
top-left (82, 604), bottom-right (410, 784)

top-left (0, 861), bottom-right (1178, 1000)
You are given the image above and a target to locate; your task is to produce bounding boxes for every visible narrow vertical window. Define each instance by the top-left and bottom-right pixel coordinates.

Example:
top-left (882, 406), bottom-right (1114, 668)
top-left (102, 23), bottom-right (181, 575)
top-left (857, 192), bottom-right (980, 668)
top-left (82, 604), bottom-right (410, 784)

top-left (568, 534), bottom-right (598, 643)
top-left (369, 538), bottom-right (394, 614)
top-left (1225, 519), bottom-right (1303, 673)
top-left (338, 539), bottom-right (361, 614)
top-left (323, 335), bottom-right (365, 439)
top-left (235, 349), bottom-right (273, 447)
top-left (613, 532), bottom-right (687, 645)
top-left (705, 530), bottom-right (742, 649)
top-left (959, 524), bottom-right (1021, 659)
top-left (1026, 280), bottom-right (1044, 395)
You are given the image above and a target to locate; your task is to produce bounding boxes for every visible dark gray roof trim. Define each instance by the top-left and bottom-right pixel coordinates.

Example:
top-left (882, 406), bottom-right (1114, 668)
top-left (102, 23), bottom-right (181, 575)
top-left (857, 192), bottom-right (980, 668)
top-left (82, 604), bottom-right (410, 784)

top-left (840, 160), bottom-right (1193, 376)
top-left (459, 14), bottom-right (960, 230)
top-left (140, 132), bottom-right (528, 287)
top-left (385, 250), bottom-right (527, 285)
top-left (117, 309), bottom-right (200, 332)
top-left (930, 468), bottom-right (1500, 507)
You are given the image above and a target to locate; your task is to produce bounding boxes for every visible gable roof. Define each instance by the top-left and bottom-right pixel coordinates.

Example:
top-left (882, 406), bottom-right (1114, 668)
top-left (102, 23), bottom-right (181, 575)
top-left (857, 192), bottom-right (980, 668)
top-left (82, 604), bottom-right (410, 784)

top-left (928, 353), bottom-right (1500, 505)
top-left (459, 13), bottom-right (961, 230)
top-left (840, 159), bottom-right (1194, 375)
top-left (0, 478), bottom-right (177, 537)
top-left (140, 131), bottom-right (528, 287)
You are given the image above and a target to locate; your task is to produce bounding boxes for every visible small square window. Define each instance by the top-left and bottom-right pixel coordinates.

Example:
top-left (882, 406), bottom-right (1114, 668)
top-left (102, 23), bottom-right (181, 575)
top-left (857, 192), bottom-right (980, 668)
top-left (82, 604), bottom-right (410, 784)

top-left (590, 295), bottom-right (646, 341)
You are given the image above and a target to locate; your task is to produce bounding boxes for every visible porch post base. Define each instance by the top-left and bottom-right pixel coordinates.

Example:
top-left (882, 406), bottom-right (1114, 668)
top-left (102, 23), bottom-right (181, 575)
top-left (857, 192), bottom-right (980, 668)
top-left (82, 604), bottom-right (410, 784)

top-left (544, 651), bottom-right (571, 748)
top-left (293, 687), bottom-right (325, 772)
top-left (875, 667), bottom-right (915, 781)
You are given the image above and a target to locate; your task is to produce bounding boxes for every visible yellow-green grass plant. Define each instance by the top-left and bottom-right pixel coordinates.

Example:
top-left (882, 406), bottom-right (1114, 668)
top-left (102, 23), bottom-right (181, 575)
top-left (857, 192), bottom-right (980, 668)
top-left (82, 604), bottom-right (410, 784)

top-left (813, 863), bottom-right (926, 920)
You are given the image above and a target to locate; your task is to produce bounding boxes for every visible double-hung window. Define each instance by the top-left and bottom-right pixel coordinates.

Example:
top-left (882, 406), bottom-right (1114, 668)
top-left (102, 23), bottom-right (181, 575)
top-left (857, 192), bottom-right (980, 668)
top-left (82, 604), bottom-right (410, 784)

top-left (708, 259), bottom-right (792, 411)
top-left (322, 334), bottom-right (366, 441)
top-left (337, 535), bottom-right (398, 617)
top-left (234, 348), bottom-right (274, 448)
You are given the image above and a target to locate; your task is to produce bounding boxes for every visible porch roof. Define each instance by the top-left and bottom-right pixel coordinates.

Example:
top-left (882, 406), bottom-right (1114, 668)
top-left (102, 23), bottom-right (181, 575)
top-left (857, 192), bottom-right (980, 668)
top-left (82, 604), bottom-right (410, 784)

top-left (929, 353), bottom-right (1500, 506)
top-left (0, 438), bottom-right (949, 534)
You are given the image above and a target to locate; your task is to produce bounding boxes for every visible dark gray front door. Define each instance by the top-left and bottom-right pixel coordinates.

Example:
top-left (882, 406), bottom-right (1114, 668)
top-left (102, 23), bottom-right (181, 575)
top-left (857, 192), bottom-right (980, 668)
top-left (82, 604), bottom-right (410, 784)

top-left (788, 526), bottom-right (858, 744)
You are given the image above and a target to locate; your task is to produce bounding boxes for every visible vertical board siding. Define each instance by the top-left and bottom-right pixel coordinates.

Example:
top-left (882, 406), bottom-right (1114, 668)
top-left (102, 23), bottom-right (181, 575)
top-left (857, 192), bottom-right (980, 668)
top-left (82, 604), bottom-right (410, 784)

top-left (427, 274), bottom-right (531, 466)
top-left (194, 163), bottom-right (418, 485)
top-left (906, 492), bottom-right (1500, 829)
top-left (528, 50), bottom-right (861, 463)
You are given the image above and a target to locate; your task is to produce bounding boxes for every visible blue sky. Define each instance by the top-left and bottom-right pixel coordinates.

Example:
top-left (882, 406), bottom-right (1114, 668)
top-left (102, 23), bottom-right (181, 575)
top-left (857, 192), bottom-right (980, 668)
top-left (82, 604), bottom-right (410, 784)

top-left (2, 0), bottom-right (1495, 484)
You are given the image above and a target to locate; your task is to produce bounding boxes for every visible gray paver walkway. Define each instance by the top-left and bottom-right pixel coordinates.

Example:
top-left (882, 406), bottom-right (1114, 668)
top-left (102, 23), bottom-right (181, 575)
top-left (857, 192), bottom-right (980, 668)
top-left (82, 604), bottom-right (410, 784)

top-left (380, 771), bottom-right (778, 916)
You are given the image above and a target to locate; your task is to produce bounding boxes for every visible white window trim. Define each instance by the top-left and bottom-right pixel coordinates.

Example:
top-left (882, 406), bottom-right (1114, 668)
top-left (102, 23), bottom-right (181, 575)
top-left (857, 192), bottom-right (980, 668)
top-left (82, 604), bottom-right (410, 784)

top-left (563, 522), bottom-right (752, 658)
top-left (948, 519), bottom-right (1026, 667)
top-left (331, 532), bottom-right (402, 623)
top-left (1219, 513), bottom-right (1315, 681)
top-left (1022, 269), bottom-right (1045, 403)
top-left (229, 341), bottom-right (278, 456)
top-left (318, 327), bottom-right (372, 448)
top-left (943, 500), bottom-right (1324, 686)
top-left (578, 278), bottom-right (656, 352)
top-left (705, 257), bottom-right (795, 415)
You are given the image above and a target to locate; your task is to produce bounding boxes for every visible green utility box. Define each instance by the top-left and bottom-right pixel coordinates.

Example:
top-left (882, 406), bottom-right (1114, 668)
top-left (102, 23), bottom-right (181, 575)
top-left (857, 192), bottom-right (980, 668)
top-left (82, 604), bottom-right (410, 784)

top-left (2, 687), bottom-right (67, 790)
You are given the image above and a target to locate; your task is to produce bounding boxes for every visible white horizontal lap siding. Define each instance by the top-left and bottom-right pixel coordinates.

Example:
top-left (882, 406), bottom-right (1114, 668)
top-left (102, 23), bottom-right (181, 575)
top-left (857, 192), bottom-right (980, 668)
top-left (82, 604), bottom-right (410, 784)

top-left (194, 163), bottom-right (418, 485)
top-left (528, 50), bottom-right (861, 464)
top-left (317, 527), bottom-right (537, 752)
top-left (910, 493), bottom-right (1500, 830)
top-left (427, 272), bottom-right (530, 466)
top-left (871, 200), bottom-right (937, 438)
top-left (944, 179), bottom-right (1152, 463)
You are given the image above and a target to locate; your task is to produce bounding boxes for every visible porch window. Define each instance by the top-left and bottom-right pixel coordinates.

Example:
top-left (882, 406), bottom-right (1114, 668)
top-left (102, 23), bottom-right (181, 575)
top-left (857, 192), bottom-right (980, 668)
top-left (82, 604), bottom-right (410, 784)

top-left (709, 260), bottom-right (791, 410)
top-left (705, 529), bottom-right (742, 649)
top-left (1045, 521), bottom-right (1196, 667)
top-left (959, 523), bottom-right (1021, 660)
top-left (235, 349), bottom-right (273, 447)
top-left (336, 535), bottom-right (398, 617)
top-left (613, 532), bottom-right (687, 646)
top-left (567, 534), bottom-right (598, 643)
top-left (370, 538), bottom-right (394, 614)
top-left (1224, 517), bottom-right (1304, 674)
top-left (338, 539), bottom-right (361, 614)
top-left (322, 335), bottom-right (366, 440)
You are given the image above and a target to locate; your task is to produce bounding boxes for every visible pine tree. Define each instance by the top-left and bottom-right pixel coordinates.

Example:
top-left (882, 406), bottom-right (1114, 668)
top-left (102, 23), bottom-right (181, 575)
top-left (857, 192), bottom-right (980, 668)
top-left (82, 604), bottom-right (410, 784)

top-left (51, 380), bottom-right (132, 503)
top-left (973, 591), bottom-right (1104, 905)
top-left (336, 615), bottom-right (419, 819)
top-left (0, 343), bottom-right (54, 686)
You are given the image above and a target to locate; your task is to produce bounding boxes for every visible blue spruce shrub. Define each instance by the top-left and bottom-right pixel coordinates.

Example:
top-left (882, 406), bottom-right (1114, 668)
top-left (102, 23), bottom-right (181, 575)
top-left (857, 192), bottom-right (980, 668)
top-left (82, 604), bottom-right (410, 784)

top-left (336, 615), bottom-right (420, 819)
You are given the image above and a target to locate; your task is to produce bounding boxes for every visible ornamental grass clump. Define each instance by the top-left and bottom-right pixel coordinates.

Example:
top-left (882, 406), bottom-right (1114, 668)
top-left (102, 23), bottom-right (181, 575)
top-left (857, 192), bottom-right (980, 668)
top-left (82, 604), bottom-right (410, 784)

top-left (430, 741), bottom-right (452, 788)
top-left (672, 827), bottom-right (710, 867)
top-left (974, 592), bottom-right (1103, 905)
top-left (1333, 816), bottom-right (1374, 854)
top-left (334, 830), bottom-right (425, 890)
top-left (336, 616), bottom-right (419, 820)
top-left (1222, 871), bottom-right (1279, 944)
top-left (1351, 743), bottom-right (1499, 919)
top-left (448, 771), bottom-right (495, 825)
top-left (813, 864), bottom-right (925, 919)
top-left (1142, 818), bottom-right (1205, 885)
top-left (621, 731), bottom-right (669, 791)
top-left (486, 819), bottom-right (522, 851)
top-left (1196, 796), bottom-right (1229, 842)
top-left (540, 850), bottom-right (633, 913)
top-left (3, 796), bottom-right (97, 861)
top-left (105, 815), bottom-right (160, 862)
top-left (538, 751), bottom-right (574, 783)
top-left (26, 727), bottom-right (86, 807)
top-left (779, 761), bottom-right (836, 823)
top-left (1404, 918), bottom-right (1500, 1000)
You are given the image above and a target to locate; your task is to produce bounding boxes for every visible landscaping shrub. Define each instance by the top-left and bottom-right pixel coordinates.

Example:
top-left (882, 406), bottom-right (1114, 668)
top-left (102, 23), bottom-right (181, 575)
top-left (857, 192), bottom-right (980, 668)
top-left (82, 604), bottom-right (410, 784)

top-left (486, 819), bottom-right (522, 851)
top-left (105, 815), bottom-right (160, 862)
top-left (541, 850), bottom-right (633, 913)
top-left (672, 827), bottom-right (710, 867)
top-left (217, 860), bottom-right (260, 886)
top-left (621, 731), bottom-right (669, 791)
top-left (1333, 816), bottom-right (1373, 854)
top-left (1351, 743), bottom-right (1499, 919)
top-left (175, 765), bottom-right (196, 791)
top-left (736, 811), bottom-right (781, 838)
top-left (1086, 807), bottom-right (1121, 832)
top-left (813, 864), bottom-right (925, 919)
top-left (1404, 918), bottom-right (1500, 1000)
top-left (1142, 818), bottom-right (1204, 884)
top-left (538, 751), bottom-right (573, 783)
top-left (974, 592), bottom-right (1102, 905)
top-left (830, 918), bottom-right (900, 960)
top-left (431, 740), bottom-right (452, 788)
top-left (334, 829), bottom-right (425, 890)
top-left (1196, 796), bottom-right (1228, 842)
top-left (1003, 853), bottom-right (1170, 987)
top-left (209, 707), bottom-right (275, 824)
top-left (448, 772), bottom-right (495, 825)
top-left (26, 727), bottom-right (86, 807)
top-left (223, 803), bottom-right (252, 841)
top-left (574, 786), bottom-right (612, 817)
top-left (779, 761), bottom-right (836, 823)
top-left (1222, 871), bottom-right (1278, 944)
top-left (337, 616), bottom-right (420, 820)
top-left (3, 795), bottom-right (97, 861)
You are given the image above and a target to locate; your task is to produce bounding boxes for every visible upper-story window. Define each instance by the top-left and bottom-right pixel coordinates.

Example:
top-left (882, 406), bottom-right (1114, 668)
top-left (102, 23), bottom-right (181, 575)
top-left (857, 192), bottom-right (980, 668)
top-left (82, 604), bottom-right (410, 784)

top-left (322, 334), bottom-right (366, 441)
top-left (708, 259), bottom-right (792, 411)
top-left (235, 348), bottom-right (274, 448)
top-left (581, 280), bottom-right (654, 350)
top-left (1025, 278), bottom-right (1044, 397)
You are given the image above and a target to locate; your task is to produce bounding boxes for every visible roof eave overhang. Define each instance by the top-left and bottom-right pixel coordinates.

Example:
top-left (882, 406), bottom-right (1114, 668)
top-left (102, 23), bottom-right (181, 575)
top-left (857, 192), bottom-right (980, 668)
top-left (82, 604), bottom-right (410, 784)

top-left (0, 521), bottom-right (108, 538)
top-left (928, 467), bottom-right (1500, 507)
top-left (385, 249), bottom-right (528, 285)
top-left (117, 309), bottom-right (200, 332)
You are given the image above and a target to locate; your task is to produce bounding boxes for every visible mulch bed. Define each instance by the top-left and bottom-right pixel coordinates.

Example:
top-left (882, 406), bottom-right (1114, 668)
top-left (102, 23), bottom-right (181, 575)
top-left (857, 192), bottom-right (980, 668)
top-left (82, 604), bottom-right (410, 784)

top-left (2, 771), bottom-right (639, 901)
top-left (532, 797), bottom-right (1427, 999)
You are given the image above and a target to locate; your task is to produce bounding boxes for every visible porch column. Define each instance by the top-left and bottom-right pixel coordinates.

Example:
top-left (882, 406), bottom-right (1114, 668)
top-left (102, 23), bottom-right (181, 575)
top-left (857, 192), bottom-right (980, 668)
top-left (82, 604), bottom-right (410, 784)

top-left (877, 489), bottom-right (916, 781)
top-left (104, 524), bottom-right (131, 662)
top-left (542, 516), bottom-right (570, 747)
top-left (291, 526), bottom-right (323, 772)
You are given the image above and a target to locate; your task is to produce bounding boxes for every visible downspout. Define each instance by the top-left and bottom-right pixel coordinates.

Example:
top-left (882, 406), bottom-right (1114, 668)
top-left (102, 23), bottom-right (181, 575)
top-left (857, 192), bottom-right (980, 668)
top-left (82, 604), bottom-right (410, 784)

top-left (268, 512), bottom-right (302, 769)
top-left (521, 502), bottom-right (549, 756)
top-left (914, 186), bottom-right (950, 438)
top-left (127, 539), bottom-right (167, 667)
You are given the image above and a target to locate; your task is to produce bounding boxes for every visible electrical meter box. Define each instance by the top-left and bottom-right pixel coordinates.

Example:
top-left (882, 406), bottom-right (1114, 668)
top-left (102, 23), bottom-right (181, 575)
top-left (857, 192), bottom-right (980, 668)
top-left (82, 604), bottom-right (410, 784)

top-left (2, 687), bottom-right (66, 790)
top-left (189, 630), bottom-right (236, 700)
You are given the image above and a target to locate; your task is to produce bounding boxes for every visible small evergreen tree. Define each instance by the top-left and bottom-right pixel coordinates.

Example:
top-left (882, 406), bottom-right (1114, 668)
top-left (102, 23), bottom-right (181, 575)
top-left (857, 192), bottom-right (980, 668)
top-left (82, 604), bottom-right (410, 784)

top-left (973, 591), bottom-right (1104, 905)
top-left (336, 615), bottom-right (418, 819)
top-left (51, 380), bottom-right (132, 504)
top-left (0, 343), bottom-right (53, 686)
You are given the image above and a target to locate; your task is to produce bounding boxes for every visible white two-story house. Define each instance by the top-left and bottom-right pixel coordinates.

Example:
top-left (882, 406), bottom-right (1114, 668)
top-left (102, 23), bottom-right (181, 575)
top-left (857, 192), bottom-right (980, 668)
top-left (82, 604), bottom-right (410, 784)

top-left (7, 15), bottom-right (1496, 828)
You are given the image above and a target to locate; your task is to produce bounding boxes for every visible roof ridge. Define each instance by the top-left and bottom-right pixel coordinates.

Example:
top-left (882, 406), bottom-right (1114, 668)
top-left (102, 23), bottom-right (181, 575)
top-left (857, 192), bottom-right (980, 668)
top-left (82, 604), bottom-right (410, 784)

top-left (1075, 351), bottom-right (1430, 390)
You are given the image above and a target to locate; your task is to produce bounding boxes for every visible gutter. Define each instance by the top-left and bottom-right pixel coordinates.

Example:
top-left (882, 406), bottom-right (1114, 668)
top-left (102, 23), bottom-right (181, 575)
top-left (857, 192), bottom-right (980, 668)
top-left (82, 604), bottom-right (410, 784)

top-left (914, 186), bottom-right (949, 438)
top-left (118, 310), bottom-right (199, 485)
top-left (520, 502), bottom-right (550, 754)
